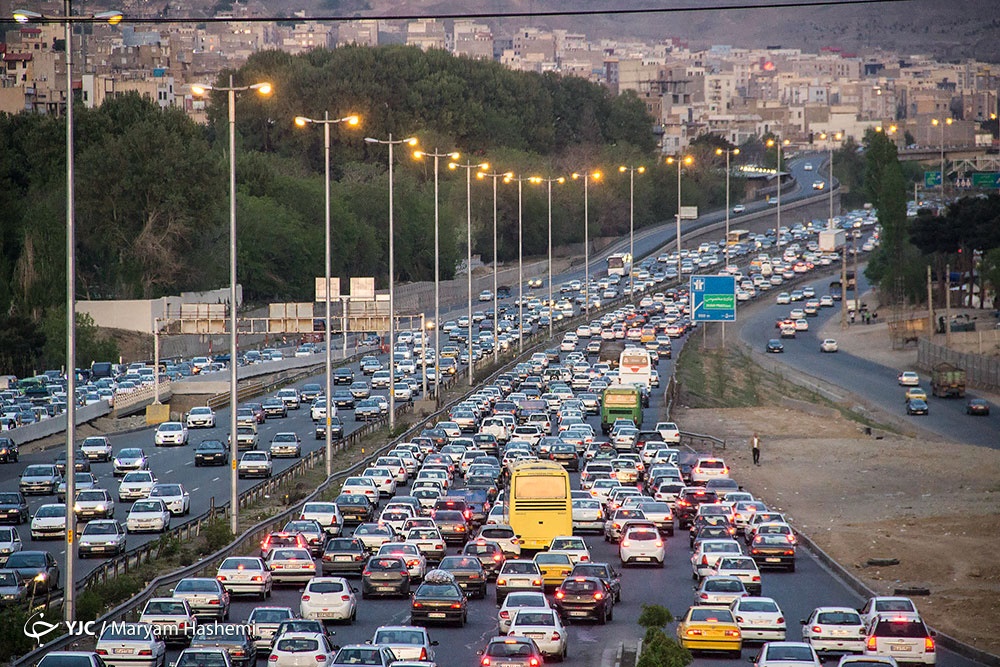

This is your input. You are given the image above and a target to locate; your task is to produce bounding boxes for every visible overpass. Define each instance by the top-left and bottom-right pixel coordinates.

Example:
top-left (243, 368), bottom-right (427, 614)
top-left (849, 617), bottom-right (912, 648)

top-left (897, 146), bottom-right (1000, 178)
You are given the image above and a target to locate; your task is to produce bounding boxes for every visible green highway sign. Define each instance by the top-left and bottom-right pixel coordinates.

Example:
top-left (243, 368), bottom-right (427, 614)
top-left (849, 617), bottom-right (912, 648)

top-left (971, 172), bottom-right (1000, 189)
top-left (691, 275), bottom-right (737, 322)
top-left (924, 171), bottom-right (942, 187)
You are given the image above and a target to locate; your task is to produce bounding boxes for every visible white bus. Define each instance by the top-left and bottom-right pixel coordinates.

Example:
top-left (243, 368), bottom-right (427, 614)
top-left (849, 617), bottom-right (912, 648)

top-left (607, 253), bottom-right (633, 277)
top-left (617, 347), bottom-right (652, 388)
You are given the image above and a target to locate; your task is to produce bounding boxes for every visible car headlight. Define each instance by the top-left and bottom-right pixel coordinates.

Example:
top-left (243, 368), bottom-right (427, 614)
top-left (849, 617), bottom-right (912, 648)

top-left (74, 503), bottom-right (82, 512)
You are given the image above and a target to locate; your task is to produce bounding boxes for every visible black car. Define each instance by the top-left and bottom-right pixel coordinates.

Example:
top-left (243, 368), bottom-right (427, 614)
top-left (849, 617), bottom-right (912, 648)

top-left (766, 339), bottom-right (784, 353)
top-left (261, 398), bottom-right (287, 418)
top-left (552, 575), bottom-right (613, 624)
top-left (436, 555), bottom-right (488, 599)
top-left (333, 368), bottom-right (355, 385)
top-left (549, 443), bottom-right (580, 470)
top-left (6, 550), bottom-right (60, 593)
top-left (432, 509), bottom-right (470, 545)
top-left (189, 623), bottom-right (257, 667)
top-left (420, 428), bottom-right (449, 448)
top-left (460, 540), bottom-right (505, 581)
top-left (749, 533), bottom-right (797, 571)
top-left (335, 494), bottom-right (375, 525)
top-left (53, 450), bottom-right (91, 475)
top-left (0, 438), bottom-right (18, 463)
top-left (966, 398), bottom-right (990, 416)
top-left (691, 524), bottom-right (737, 549)
top-left (331, 390), bottom-right (356, 409)
top-left (320, 537), bottom-right (369, 576)
top-left (674, 488), bottom-right (720, 528)
top-left (314, 416), bottom-right (345, 441)
top-left (361, 556), bottom-right (410, 598)
top-left (471, 433), bottom-right (500, 457)
top-left (409, 570), bottom-right (467, 627)
top-left (0, 491), bottom-right (29, 524)
top-left (569, 562), bottom-right (622, 604)
top-left (906, 398), bottom-right (929, 415)
top-left (194, 440), bottom-right (229, 467)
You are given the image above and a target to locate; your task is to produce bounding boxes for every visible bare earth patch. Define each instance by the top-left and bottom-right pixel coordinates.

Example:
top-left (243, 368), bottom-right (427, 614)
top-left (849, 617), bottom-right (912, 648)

top-left (675, 405), bottom-right (1000, 655)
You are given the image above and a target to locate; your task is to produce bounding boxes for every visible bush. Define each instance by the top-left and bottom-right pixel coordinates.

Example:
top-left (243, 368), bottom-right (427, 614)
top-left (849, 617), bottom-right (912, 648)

top-left (157, 534), bottom-right (181, 558)
top-left (72, 574), bottom-right (144, 622)
top-left (638, 603), bottom-right (674, 629)
top-left (202, 520), bottom-right (235, 552)
top-left (0, 606), bottom-right (35, 661)
top-left (636, 605), bottom-right (691, 667)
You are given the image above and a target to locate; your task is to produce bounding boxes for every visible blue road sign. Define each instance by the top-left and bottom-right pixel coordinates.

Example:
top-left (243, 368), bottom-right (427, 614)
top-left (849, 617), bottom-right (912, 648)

top-left (690, 275), bottom-right (737, 322)
top-left (924, 171), bottom-right (942, 187)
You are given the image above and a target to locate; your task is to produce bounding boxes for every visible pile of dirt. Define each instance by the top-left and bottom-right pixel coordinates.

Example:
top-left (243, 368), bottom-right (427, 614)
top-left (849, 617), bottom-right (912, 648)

top-left (675, 405), bottom-right (1000, 655)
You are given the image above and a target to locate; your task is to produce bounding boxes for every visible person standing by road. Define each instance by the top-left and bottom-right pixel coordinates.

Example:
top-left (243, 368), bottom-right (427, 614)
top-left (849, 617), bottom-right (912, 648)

top-left (751, 433), bottom-right (761, 466)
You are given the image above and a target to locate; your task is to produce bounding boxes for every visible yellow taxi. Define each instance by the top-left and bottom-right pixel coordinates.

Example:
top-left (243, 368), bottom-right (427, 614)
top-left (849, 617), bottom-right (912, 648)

top-left (904, 387), bottom-right (927, 401)
top-left (532, 552), bottom-right (574, 589)
top-left (676, 605), bottom-right (743, 657)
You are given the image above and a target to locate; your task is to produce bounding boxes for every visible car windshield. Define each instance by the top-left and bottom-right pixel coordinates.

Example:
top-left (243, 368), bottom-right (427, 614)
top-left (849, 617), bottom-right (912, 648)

top-left (415, 583), bottom-right (460, 598)
top-left (374, 629), bottom-right (425, 645)
top-left (0, 493), bottom-right (22, 504)
top-left (36, 506), bottom-right (64, 518)
top-left (818, 611), bottom-right (862, 625)
top-left (220, 558), bottom-right (261, 570)
top-left (515, 611), bottom-right (555, 626)
top-left (0, 571), bottom-right (20, 586)
top-left (275, 638), bottom-right (319, 653)
top-left (689, 608), bottom-right (735, 622)
top-left (705, 579), bottom-right (744, 592)
top-left (487, 641), bottom-right (535, 657)
top-left (308, 581), bottom-right (345, 593)
top-left (77, 491), bottom-right (105, 501)
top-left (333, 648), bottom-right (380, 664)
top-left (875, 600), bottom-right (916, 612)
top-left (100, 624), bottom-right (156, 640)
top-left (24, 466), bottom-right (54, 476)
top-left (119, 449), bottom-right (142, 458)
top-left (249, 609), bottom-right (292, 623)
top-left (145, 600), bottom-right (187, 614)
top-left (176, 653), bottom-right (228, 667)
top-left (84, 523), bottom-right (117, 535)
top-left (739, 599), bottom-right (779, 612)
top-left (765, 646), bottom-right (816, 661)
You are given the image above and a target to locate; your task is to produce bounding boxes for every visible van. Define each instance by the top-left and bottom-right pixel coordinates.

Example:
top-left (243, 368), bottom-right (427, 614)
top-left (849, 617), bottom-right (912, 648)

top-left (90, 362), bottom-right (114, 380)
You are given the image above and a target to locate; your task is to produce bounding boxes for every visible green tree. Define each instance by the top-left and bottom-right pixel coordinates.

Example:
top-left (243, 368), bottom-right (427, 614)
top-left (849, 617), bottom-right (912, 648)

top-left (0, 314), bottom-right (46, 377)
top-left (636, 604), bottom-right (692, 667)
top-left (40, 311), bottom-right (120, 370)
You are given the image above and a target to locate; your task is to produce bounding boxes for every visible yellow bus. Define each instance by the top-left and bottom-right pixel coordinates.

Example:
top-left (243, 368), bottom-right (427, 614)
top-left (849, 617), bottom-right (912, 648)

top-left (505, 461), bottom-right (572, 551)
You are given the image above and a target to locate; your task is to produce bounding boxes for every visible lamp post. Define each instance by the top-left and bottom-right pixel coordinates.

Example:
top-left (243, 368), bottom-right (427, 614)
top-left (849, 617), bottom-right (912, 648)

top-left (478, 169), bottom-right (511, 363)
top-left (530, 176), bottom-right (565, 339)
top-left (293, 112), bottom-right (359, 472)
top-left (14, 0), bottom-right (123, 627)
top-left (618, 165), bottom-right (645, 295)
top-left (413, 148), bottom-right (459, 402)
top-left (449, 160), bottom-right (489, 385)
top-left (192, 76), bottom-right (272, 537)
top-left (505, 174), bottom-right (532, 353)
top-left (818, 132), bottom-right (842, 229)
top-left (665, 156), bottom-right (693, 279)
top-left (364, 134), bottom-right (418, 430)
top-left (714, 148), bottom-right (739, 268)
top-left (931, 117), bottom-right (953, 198)
top-left (766, 137), bottom-right (789, 247)
top-left (571, 170), bottom-right (601, 318)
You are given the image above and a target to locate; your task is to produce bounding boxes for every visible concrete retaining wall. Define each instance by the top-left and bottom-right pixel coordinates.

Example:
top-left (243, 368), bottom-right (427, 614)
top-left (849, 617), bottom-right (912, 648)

top-left (6, 400), bottom-right (111, 446)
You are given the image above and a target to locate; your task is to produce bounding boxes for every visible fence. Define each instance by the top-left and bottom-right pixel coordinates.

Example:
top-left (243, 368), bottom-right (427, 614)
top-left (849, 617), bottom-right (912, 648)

top-left (918, 337), bottom-right (1000, 391)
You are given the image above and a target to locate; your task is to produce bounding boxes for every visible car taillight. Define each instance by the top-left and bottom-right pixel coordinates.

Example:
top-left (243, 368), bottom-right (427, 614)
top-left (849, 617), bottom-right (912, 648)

top-left (301, 595), bottom-right (311, 601)
top-left (481, 658), bottom-right (491, 666)
top-left (702, 555), bottom-right (709, 565)
top-left (752, 576), bottom-right (761, 582)
top-left (925, 637), bottom-right (935, 652)
top-left (208, 599), bottom-right (220, 605)
top-left (529, 659), bottom-right (540, 667)
top-left (314, 656), bottom-right (326, 663)
top-left (216, 575), bottom-right (227, 581)
top-left (232, 651), bottom-right (245, 658)
top-left (138, 650), bottom-right (153, 657)
top-left (685, 629), bottom-right (703, 637)
top-left (700, 593), bottom-right (709, 600)
top-left (532, 579), bottom-right (542, 586)
top-left (251, 575), bottom-right (263, 582)
top-left (555, 590), bottom-right (565, 599)
top-left (96, 650), bottom-right (109, 656)
top-left (268, 656), bottom-right (278, 662)
top-left (867, 637), bottom-right (878, 651)
top-left (362, 570), bottom-right (371, 576)
top-left (499, 610), bottom-right (510, 619)
top-left (812, 626), bottom-right (823, 634)
top-left (724, 629), bottom-right (741, 638)
top-left (621, 540), bottom-right (630, 547)
top-left (594, 591), bottom-right (604, 600)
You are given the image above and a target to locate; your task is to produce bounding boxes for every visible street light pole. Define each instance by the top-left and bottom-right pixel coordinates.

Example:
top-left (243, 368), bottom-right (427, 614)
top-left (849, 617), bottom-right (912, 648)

top-left (571, 170), bottom-right (601, 318)
top-left (191, 76), bottom-right (272, 537)
top-left (505, 174), bottom-right (531, 353)
top-left (767, 137), bottom-right (789, 247)
top-left (414, 149), bottom-right (459, 403)
top-left (618, 166), bottom-right (645, 294)
top-left (293, 112), bottom-right (359, 473)
top-left (14, 1), bottom-right (123, 624)
top-left (449, 160), bottom-right (489, 385)
top-left (932, 117), bottom-right (953, 199)
top-left (714, 149), bottom-right (739, 267)
top-left (365, 134), bottom-right (418, 431)
top-left (530, 176), bottom-right (565, 339)
top-left (666, 156), bottom-right (693, 279)
top-left (478, 170), bottom-right (511, 363)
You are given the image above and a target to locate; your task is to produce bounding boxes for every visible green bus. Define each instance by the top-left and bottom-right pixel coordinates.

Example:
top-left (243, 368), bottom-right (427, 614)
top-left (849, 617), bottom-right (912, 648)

top-left (601, 386), bottom-right (643, 434)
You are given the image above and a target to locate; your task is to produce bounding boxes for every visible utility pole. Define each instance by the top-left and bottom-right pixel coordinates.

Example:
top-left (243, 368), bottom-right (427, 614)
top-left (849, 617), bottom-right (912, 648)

top-left (926, 265), bottom-right (934, 339)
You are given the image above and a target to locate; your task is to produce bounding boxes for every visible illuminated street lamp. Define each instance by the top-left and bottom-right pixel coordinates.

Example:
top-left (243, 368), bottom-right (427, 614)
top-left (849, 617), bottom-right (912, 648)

top-left (714, 148), bottom-right (739, 267)
top-left (192, 76), bottom-right (272, 538)
top-left (293, 112), bottom-right (359, 472)
top-left (14, 1), bottom-right (123, 625)
top-left (766, 137), bottom-right (790, 247)
top-left (618, 165), bottom-right (645, 294)
top-left (449, 159), bottom-right (489, 385)
top-left (665, 155), bottom-right (693, 278)
top-left (413, 148), bottom-right (459, 403)
top-left (530, 175), bottom-right (565, 339)
top-left (571, 170), bottom-right (602, 317)
top-left (931, 118), bottom-right (953, 198)
top-left (478, 168), bottom-right (513, 362)
top-left (364, 134), bottom-right (419, 429)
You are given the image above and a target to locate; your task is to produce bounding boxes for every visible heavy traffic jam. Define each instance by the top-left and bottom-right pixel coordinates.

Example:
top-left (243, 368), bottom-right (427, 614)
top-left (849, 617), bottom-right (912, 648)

top-left (6, 212), bottom-right (939, 667)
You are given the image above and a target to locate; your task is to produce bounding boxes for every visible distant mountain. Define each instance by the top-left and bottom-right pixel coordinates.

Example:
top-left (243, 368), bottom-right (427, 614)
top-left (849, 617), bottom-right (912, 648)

top-left (299, 0), bottom-right (999, 63)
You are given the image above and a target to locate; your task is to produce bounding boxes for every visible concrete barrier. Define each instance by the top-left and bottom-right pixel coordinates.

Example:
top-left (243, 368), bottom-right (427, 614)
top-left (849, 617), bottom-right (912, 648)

top-left (6, 400), bottom-right (111, 446)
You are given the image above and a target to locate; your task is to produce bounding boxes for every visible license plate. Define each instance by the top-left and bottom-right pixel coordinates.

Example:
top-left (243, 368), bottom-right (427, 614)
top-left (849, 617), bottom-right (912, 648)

top-left (335, 555), bottom-right (352, 562)
top-left (891, 646), bottom-right (912, 652)
top-left (636, 556), bottom-right (652, 561)
top-left (377, 586), bottom-right (395, 591)
top-left (113, 649), bottom-right (134, 655)
top-left (569, 611), bottom-right (589, 616)
top-left (428, 612), bottom-right (446, 618)
top-left (765, 557), bottom-right (782, 563)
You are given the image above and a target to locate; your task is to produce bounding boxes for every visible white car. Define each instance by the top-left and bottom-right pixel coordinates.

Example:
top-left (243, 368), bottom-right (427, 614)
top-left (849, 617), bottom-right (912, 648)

top-left (691, 539), bottom-right (744, 579)
top-left (801, 607), bottom-right (867, 655)
top-left (238, 451), bottom-right (273, 479)
top-left (185, 407), bottom-right (216, 429)
top-left (80, 435), bottom-right (113, 462)
top-left (507, 608), bottom-right (568, 661)
top-left (731, 596), bottom-right (787, 641)
top-left (264, 547), bottom-right (317, 584)
top-left (341, 476), bottom-right (379, 502)
top-left (154, 421), bottom-right (189, 447)
top-left (752, 641), bottom-right (822, 667)
top-left (732, 204), bottom-right (747, 214)
top-left (276, 388), bottom-right (301, 409)
top-left (858, 596), bottom-right (921, 627)
top-left (896, 372), bottom-right (920, 387)
top-left (653, 422), bottom-right (681, 444)
top-left (393, 382), bottom-right (414, 401)
top-left (548, 535), bottom-right (591, 565)
top-left (299, 577), bottom-right (357, 622)
top-left (31, 503), bottom-right (67, 540)
top-left (113, 448), bottom-right (150, 476)
top-left (215, 556), bottom-right (273, 600)
top-left (95, 623), bottom-right (167, 667)
top-left (498, 591), bottom-right (552, 633)
top-left (127, 498), bottom-right (172, 533)
top-left (118, 471), bottom-right (158, 502)
top-left (148, 483), bottom-right (191, 516)
top-left (369, 626), bottom-right (436, 662)
top-left (776, 292), bottom-right (792, 305)
top-left (78, 519), bottom-right (128, 558)
top-left (863, 617), bottom-right (936, 665)
top-left (269, 632), bottom-right (336, 667)
top-left (361, 467), bottom-right (397, 497)
top-left (73, 488), bottom-right (115, 520)
top-left (619, 525), bottom-right (665, 566)
top-left (139, 597), bottom-right (199, 644)
top-left (300, 502), bottom-right (343, 536)
top-left (820, 339), bottom-right (839, 353)
top-left (478, 290), bottom-right (493, 302)
top-left (690, 457), bottom-right (730, 485)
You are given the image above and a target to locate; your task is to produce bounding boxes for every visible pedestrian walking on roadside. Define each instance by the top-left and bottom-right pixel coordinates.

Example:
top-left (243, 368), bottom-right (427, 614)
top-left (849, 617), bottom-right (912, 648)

top-left (849, 311), bottom-right (856, 325)
top-left (751, 433), bottom-right (761, 466)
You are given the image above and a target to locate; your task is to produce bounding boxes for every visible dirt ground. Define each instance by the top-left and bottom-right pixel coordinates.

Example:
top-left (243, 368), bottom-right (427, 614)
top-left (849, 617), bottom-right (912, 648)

top-left (674, 288), bottom-right (1000, 656)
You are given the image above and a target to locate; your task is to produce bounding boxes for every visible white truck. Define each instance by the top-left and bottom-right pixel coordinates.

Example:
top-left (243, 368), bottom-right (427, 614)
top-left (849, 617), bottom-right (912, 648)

top-left (819, 229), bottom-right (846, 253)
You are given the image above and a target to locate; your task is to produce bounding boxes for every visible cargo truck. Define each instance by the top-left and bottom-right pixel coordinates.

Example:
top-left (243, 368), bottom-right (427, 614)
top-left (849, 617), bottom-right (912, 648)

top-left (930, 362), bottom-right (966, 398)
top-left (819, 229), bottom-right (845, 252)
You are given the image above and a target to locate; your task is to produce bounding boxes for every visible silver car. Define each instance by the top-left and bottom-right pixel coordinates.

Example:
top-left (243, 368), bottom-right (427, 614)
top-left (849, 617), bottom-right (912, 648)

top-left (81, 436), bottom-right (114, 462)
top-left (215, 556), bottom-right (273, 600)
top-left (118, 471), bottom-right (158, 502)
top-left (113, 448), bottom-right (150, 476)
top-left (95, 623), bottom-right (166, 667)
top-left (78, 519), bottom-right (127, 558)
top-left (269, 432), bottom-right (302, 459)
top-left (19, 464), bottom-right (62, 495)
top-left (0, 526), bottom-right (23, 564)
top-left (172, 578), bottom-right (231, 621)
top-left (74, 488), bottom-right (115, 521)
